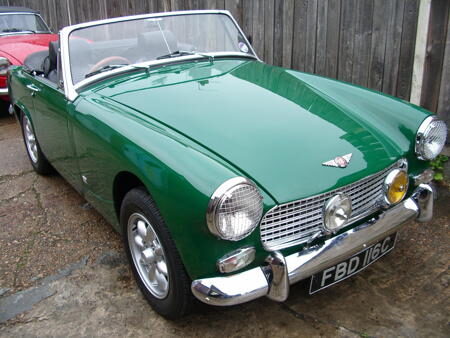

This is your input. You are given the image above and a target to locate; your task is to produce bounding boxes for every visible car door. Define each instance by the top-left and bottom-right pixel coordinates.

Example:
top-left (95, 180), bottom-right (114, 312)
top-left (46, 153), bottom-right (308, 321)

top-left (25, 70), bottom-right (81, 190)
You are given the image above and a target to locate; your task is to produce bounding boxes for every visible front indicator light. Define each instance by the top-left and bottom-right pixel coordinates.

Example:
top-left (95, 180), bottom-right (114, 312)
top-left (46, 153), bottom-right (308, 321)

top-left (217, 247), bottom-right (256, 273)
top-left (383, 169), bottom-right (409, 205)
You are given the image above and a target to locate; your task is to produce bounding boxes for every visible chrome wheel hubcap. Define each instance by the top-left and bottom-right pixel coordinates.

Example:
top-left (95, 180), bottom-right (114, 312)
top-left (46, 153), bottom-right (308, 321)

top-left (128, 213), bottom-right (169, 298)
top-left (23, 116), bottom-right (38, 163)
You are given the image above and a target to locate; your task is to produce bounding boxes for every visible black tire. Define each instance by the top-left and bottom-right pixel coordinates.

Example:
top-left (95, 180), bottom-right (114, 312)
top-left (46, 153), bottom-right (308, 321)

top-left (120, 187), bottom-right (194, 319)
top-left (20, 113), bottom-right (52, 175)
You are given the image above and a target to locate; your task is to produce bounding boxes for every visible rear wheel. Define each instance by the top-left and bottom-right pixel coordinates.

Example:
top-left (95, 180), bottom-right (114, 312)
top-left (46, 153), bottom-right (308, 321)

top-left (21, 113), bottom-right (52, 175)
top-left (121, 187), bottom-right (194, 319)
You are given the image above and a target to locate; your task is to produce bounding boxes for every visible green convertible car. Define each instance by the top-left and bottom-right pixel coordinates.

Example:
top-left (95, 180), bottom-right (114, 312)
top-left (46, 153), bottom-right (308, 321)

top-left (8, 10), bottom-right (447, 319)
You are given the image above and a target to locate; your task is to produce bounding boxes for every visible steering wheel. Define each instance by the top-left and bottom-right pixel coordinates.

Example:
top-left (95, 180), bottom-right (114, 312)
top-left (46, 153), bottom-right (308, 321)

top-left (88, 56), bottom-right (131, 73)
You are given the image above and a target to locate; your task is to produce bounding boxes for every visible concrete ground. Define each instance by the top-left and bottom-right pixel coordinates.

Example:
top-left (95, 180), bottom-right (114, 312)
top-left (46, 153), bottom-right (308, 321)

top-left (0, 111), bottom-right (449, 337)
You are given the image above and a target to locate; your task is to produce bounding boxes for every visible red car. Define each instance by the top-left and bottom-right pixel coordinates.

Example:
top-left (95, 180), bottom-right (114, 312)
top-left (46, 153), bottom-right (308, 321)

top-left (0, 6), bottom-right (57, 101)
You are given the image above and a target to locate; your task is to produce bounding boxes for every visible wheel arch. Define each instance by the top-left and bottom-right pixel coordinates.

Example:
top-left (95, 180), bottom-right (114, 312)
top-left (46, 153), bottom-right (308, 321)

top-left (112, 170), bottom-right (148, 223)
top-left (11, 103), bottom-right (28, 121)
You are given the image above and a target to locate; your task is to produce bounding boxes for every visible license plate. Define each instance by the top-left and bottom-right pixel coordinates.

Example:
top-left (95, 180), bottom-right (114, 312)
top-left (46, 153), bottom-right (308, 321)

top-left (309, 233), bottom-right (397, 294)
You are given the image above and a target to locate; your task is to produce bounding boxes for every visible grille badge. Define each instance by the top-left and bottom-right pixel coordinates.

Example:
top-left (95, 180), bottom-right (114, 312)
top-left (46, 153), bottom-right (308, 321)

top-left (322, 153), bottom-right (352, 168)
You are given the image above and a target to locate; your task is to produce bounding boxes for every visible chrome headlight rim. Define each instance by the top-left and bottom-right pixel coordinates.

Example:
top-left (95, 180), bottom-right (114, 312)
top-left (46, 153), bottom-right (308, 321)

top-left (382, 168), bottom-right (409, 206)
top-left (415, 116), bottom-right (448, 160)
top-left (206, 177), bottom-right (263, 241)
top-left (0, 57), bottom-right (10, 76)
top-left (322, 193), bottom-right (352, 234)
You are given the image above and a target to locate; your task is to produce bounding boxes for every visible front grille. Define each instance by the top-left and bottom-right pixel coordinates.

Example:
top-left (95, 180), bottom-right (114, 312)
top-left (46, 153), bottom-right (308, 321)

top-left (260, 163), bottom-right (398, 250)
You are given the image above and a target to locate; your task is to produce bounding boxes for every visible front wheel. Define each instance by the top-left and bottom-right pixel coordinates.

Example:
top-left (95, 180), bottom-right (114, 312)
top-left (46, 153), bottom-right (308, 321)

top-left (120, 187), bottom-right (194, 319)
top-left (21, 113), bottom-right (52, 175)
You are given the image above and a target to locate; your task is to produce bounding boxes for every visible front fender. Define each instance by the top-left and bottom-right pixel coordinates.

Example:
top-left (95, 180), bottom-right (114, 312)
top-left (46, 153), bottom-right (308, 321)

top-left (72, 92), bottom-right (276, 280)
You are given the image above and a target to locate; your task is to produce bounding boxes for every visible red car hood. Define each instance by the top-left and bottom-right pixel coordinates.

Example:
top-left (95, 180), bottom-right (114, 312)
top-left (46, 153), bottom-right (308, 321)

top-left (0, 33), bottom-right (57, 64)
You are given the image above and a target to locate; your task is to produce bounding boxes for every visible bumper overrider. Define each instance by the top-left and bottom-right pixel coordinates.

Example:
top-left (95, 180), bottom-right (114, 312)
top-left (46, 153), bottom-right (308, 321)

top-left (191, 184), bottom-right (434, 306)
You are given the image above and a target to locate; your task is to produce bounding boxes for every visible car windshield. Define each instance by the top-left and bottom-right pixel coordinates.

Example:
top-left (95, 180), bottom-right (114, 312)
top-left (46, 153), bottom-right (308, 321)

top-left (68, 13), bottom-right (254, 84)
top-left (0, 13), bottom-right (50, 35)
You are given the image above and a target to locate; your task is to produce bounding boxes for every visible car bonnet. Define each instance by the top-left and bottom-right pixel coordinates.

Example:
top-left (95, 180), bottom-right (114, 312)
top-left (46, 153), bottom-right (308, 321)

top-left (93, 59), bottom-right (428, 204)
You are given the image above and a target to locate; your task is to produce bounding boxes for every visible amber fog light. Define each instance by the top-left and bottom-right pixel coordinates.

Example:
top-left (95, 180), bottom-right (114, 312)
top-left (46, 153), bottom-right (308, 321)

top-left (383, 169), bottom-right (409, 205)
top-left (323, 194), bottom-right (352, 234)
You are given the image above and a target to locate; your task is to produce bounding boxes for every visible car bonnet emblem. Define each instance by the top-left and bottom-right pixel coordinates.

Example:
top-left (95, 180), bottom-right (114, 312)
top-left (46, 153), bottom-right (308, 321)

top-left (322, 153), bottom-right (352, 168)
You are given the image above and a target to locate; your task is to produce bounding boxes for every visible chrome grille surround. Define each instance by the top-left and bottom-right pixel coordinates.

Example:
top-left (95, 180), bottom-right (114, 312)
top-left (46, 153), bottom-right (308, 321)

top-left (260, 162), bottom-right (403, 251)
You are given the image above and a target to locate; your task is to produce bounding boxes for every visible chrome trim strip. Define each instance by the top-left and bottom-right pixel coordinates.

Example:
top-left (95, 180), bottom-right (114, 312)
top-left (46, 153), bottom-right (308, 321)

top-left (191, 184), bottom-right (432, 306)
top-left (0, 87), bottom-right (8, 95)
top-left (59, 10), bottom-right (259, 101)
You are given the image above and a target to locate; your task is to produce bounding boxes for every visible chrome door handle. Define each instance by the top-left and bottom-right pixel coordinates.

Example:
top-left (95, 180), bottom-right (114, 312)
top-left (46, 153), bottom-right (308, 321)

top-left (26, 84), bottom-right (40, 96)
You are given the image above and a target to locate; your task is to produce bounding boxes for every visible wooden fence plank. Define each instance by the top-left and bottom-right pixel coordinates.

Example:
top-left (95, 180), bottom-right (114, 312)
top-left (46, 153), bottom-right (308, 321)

top-left (338, 0), bottom-right (356, 82)
top-left (263, 0), bottom-right (274, 64)
top-left (315, 0), bottom-right (327, 76)
top-left (224, 0), bottom-right (242, 27)
top-left (437, 14), bottom-right (450, 130)
top-left (397, 0), bottom-right (419, 100)
top-left (325, 0), bottom-right (340, 78)
top-left (52, 0), bottom-right (70, 30)
top-left (291, 0), bottom-right (307, 71)
top-left (368, 0), bottom-right (390, 91)
top-left (282, 0), bottom-right (294, 68)
top-left (272, 0), bottom-right (283, 67)
top-left (241, 0), bottom-right (252, 41)
top-left (383, 0), bottom-right (405, 96)
top-left (252, 0), bottom-right (264, 57)
top-left (420, 0), bottom-right (449, 112)
top-left (305, 0), bottom-right (317, 74)
top-left (351, 0), bottom-right (374, 87)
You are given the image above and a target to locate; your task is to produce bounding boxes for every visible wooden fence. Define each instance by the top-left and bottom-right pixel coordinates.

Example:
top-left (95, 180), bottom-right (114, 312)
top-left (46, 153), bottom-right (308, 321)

top-left (2, 0), bottom-right (449, 124)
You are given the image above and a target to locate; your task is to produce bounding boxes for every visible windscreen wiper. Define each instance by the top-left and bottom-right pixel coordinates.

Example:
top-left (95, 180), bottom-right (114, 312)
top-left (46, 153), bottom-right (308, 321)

top-left (84, 64), bottom-right (128, 78)
top-left (2, 28), bottom-right (35, 33)
top-left (156, 50), bottom-right (214, 63)
top-left (85, 64), bottom-right (152, 79)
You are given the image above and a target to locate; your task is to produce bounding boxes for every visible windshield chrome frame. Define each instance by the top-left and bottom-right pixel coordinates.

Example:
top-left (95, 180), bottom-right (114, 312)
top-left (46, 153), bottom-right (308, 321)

top-left (59, 10), bottom-right (260, 101)
top-left (0, 12), bottom-right (52, 36)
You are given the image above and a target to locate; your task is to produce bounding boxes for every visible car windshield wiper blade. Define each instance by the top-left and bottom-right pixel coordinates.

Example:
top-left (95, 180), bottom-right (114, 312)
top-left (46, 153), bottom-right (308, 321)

top-left (156, 50), bottom-right (214, 63)
top-left (1, 28), bottom-right (35, 33)
top-left (84, 64), bottom-right (128, 79)
top-left (84, 64), bottom-right (153, 79)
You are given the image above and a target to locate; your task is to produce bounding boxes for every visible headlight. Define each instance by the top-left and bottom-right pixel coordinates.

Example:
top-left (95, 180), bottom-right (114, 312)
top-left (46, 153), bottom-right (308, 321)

top-left (415, 116), bottom-right (448, 160)
top-left (383, 168), bottom-right (409, 205)
top-left (323, 193), bottom-right (352, 234)
top-left (207, 177), bottom-right (263, 241)
top-left (0, 57), bottom-right (10, 76)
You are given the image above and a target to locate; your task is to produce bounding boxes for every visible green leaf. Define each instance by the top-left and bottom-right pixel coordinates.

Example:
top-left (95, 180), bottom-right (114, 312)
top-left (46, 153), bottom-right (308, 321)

top-left (434, 172), bottom-right (444, 181)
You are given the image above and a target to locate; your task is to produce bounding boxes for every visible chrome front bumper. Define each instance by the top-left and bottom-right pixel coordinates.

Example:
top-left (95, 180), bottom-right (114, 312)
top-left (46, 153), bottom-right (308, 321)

top-left (0, 87), bottom-right (8, 95)
top-left (191, 184), bottom-right (434, 306)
